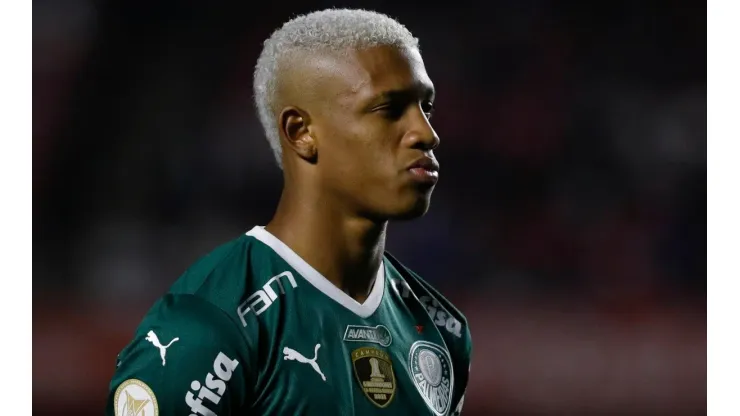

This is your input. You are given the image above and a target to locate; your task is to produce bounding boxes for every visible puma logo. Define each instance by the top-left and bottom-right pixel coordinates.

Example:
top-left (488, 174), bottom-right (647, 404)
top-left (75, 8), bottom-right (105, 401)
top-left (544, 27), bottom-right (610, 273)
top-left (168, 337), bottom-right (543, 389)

top-left (283, 344), bottom-right (326, 381)
top-left (145, 330), bottom-right (179, 366)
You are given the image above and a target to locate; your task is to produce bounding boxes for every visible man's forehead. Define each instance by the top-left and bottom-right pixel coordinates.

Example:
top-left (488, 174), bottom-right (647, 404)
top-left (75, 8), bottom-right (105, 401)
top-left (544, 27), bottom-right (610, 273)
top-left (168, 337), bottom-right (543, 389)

top-left (346, 46), bottom-right (433, 100)
top-left (294, 46), bottom-right (431, 103)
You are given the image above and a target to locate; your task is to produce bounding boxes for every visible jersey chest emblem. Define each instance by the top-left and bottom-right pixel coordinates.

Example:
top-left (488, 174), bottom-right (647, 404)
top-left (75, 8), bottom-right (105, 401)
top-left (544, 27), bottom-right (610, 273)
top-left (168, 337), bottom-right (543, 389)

top-left (351, 347), bottom-right (396, 408)
top-left (408, 341), bottom-right (454, 416)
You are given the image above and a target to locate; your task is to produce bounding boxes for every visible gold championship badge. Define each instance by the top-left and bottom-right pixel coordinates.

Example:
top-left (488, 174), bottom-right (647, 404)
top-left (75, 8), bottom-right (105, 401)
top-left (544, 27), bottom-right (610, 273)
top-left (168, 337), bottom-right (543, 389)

top-left (113, 379), bottom-right (158, 416)
top-left (351, 346), bottom-right (396, 408)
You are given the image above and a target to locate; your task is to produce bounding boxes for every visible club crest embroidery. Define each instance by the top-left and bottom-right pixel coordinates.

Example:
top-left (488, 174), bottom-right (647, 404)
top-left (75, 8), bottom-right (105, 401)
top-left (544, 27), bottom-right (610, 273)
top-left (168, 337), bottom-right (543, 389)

top-left (351, 347), bottom-right (396, 407)
top-left (408, 340), bottom-right (454, 416)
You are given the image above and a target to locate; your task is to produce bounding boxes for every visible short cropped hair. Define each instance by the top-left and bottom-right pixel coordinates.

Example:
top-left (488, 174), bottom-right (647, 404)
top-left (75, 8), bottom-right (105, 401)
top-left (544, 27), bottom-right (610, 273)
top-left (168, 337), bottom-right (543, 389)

top-left (253, 8), bottom-right (420, 168)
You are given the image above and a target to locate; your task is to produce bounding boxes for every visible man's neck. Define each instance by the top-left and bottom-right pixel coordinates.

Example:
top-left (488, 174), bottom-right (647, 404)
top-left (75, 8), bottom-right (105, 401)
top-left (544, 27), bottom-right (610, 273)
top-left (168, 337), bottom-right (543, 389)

top-left (265, 189), bottom-right (387, 304)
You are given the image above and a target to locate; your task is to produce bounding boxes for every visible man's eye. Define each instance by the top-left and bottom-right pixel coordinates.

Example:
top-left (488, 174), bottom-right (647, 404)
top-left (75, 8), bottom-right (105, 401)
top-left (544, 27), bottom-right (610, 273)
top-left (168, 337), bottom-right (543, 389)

top-left (379, 103), bottom-right (406, 120)
top-left (422, 102), bottom-right (435, 118)
top-left (375, 101), bottom-right (435, 120)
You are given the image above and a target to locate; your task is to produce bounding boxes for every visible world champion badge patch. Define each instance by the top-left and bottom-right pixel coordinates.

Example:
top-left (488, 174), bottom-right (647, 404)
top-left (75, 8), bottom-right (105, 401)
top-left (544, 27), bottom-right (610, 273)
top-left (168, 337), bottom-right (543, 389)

top-left (351, 346), bottom-right (397, 407)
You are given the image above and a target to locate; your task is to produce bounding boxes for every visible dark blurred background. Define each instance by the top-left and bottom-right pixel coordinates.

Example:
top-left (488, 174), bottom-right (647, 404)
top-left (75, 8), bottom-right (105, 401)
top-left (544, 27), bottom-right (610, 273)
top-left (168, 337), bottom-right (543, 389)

top-left (33, 1), bottom-right (706, 414)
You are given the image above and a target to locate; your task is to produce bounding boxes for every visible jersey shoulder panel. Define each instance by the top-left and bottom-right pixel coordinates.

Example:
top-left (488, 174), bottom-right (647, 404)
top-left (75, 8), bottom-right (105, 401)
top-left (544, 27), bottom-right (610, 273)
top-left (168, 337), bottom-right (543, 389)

top-left (167, 233), bottom-right (290, 307)
top-left (163, 234), bottom-right (279, 329)
top-left (384, 252), bottom-right (472, 344)
top-left (167, 235), bottom-right (252, 305)
top-left (107, 294), bottom-right (249, 416)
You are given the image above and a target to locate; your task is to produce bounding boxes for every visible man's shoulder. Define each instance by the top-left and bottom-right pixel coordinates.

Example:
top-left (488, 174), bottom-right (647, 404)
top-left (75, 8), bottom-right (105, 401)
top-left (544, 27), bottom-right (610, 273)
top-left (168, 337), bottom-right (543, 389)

top-left (164, 229), bottom-right (286, 312)
top-left (112, 230), bottom-right (279, 384)
top-left (123, 228), bottom-right (289, 350)
top-left (138, 293), bottom-right (240, 334)
top-left (384, 252), bottom-right (472, 347)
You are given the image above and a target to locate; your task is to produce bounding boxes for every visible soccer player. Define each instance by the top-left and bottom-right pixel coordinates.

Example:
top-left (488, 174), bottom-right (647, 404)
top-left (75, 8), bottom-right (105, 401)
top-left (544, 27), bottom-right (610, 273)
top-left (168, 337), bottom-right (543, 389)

top-left (107, 8), bottom-right (472, 416)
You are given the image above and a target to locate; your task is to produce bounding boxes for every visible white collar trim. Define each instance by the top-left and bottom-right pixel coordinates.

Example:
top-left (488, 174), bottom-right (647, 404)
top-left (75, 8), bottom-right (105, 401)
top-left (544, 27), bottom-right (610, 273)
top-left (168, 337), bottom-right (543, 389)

top-left (246, 226), bottom-right (385, 318)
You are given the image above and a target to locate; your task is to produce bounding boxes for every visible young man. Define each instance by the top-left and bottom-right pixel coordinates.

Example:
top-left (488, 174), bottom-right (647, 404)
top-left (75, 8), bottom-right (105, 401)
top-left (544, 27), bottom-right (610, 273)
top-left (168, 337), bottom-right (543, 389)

top-left (107, 8), bottom-right (472, 416)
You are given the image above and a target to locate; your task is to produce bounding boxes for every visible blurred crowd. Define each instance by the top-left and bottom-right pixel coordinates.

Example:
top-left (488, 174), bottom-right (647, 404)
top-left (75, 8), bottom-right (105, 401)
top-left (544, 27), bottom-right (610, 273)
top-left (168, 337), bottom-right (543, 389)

top-left (33, 1), bottom-right (705, 414)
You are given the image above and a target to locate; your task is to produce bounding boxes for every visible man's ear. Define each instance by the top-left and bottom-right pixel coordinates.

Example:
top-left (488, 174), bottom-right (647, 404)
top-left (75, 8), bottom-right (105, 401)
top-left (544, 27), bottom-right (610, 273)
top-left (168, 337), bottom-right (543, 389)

top-left (279, 107), bottom-right (317, 163)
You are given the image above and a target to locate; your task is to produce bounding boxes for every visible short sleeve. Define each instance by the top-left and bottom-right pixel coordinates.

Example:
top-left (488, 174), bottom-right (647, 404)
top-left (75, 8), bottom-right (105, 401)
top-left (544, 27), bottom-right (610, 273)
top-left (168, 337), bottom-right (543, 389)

top-left (105, 294), bottom-right (250, 416)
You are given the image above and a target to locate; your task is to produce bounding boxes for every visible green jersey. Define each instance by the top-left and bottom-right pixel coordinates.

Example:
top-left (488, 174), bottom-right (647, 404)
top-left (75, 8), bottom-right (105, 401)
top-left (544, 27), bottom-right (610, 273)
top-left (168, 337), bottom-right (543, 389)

top-left (106, 226), bottom-right (472, 416)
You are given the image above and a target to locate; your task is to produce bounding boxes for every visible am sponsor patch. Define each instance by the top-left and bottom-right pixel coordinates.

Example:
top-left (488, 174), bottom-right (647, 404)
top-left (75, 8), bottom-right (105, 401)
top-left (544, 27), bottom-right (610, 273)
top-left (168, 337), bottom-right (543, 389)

top-left (351, 347), bottom-right (397, 408)
top-left (343, 324), bottom-right (392, 347)
top-left (114, 379), bottom-right (158, 416)
top-left (408, 341), bottom-right (454, 416)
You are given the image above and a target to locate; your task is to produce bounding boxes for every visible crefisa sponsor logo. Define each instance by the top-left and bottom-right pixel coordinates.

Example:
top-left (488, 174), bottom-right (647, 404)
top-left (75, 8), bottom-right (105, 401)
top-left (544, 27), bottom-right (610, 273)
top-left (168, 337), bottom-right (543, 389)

top-left (185, 352), bottom-right (240, 416)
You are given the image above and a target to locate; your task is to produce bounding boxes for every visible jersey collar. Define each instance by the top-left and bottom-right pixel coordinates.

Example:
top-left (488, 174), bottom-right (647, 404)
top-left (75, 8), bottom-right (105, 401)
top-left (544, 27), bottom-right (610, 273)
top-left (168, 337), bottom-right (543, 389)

top-left (246, 226), bottom-right (385, 318)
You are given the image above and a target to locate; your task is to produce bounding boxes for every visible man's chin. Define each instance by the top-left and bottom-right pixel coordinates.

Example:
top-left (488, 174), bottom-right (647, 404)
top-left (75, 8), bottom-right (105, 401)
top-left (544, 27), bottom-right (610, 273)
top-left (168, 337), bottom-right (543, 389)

top-left (388, 198), bottom-right (432, 221)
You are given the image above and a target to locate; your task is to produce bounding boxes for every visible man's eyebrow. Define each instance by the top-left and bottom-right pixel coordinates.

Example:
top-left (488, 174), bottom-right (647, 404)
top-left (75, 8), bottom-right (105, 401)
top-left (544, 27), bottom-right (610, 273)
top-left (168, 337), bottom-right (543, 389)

top-left (365, 82), bottom-right (436, 107)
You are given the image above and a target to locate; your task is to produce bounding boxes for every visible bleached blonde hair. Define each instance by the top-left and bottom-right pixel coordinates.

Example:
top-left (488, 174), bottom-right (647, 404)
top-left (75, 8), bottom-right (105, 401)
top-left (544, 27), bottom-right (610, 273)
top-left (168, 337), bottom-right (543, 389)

top-left (253, 8), bottom-right (420, 168)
